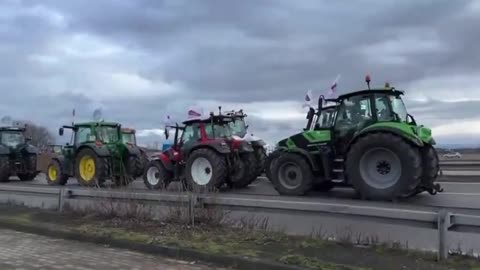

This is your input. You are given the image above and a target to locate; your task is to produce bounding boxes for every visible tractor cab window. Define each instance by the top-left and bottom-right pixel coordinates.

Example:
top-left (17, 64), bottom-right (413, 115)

top-left (228, 119), bottom-right (247, 137)
top-left (335, 95), bottom-right (373, 131)
top-left (316, 108), bottom-right (337, 129)
top-left (375, 94), bottom-right (408, 122)
top-left (181, 124), bottom-right (200, 145)
top-left (1, 131), bottom-right (24, 147)
top-left (75, 127), bottom-right (95, 145)
top-left (97, 126), bottom-right (119, 143)
top-left (205, 122), bottom-right (232, 138)
top-left (122, 132), bottom-right (136, 144)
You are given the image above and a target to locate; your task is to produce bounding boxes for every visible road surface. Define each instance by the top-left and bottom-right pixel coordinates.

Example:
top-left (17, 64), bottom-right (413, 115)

top-left (0, 228), bottom-right (227, 270)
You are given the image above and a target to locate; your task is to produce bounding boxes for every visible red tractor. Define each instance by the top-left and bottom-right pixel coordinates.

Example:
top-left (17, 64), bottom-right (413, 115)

top-left (143, 113), bottom-right (256, 192)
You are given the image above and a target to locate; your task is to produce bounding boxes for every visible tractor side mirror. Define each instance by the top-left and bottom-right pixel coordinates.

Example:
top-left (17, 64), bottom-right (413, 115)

top-left (59, 128), bottom-right (64, 136)
top-left (245, 124), bottom-right (249, 130)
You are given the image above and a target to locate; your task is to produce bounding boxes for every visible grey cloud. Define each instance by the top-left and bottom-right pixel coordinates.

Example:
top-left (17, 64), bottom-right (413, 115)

top-left (0, 0), bottom-right (478, 147)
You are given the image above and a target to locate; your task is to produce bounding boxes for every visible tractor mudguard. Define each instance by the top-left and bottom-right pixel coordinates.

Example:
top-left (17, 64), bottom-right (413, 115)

top-left (23, 144), bottom-right (38, 154)
top-left (239, 141), bottom-right (254, 152)
top-left (352, 126), bottom-right (424, 149)
top-left (151, 153), bottom-right (174, 171)
top-left (189, 143), bottom-right (231, 156)
top-left (279, 147), bottom-right (320, 172)
top-left (0, 145), bottom-right (10, 155)
top-left (78, 145), bottom-right (111, 157)
top-left (250, 139), bottom-right (266, 147)
top-left (125, 145), bottom-right (141, 156)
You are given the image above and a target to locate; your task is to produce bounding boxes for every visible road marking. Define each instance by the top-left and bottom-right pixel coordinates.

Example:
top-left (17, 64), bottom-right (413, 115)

top-left (440, 192), bottom-right (480, 196)
top-left (441, 182), bottom-right (480, 185)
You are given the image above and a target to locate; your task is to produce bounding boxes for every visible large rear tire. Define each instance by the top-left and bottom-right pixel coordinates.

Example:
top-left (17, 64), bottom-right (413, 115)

top-left (75, 148), bottom-right (105, 187)
top-left (0, 156), bottom-right (10, 182)
top-left (345, 132), bottom-right (422, 201)
top-left (270, 152), bottom-right (313, 195)
top-left (46, 159), bottom-right (68, 186)
top-left (253, 146), bottom-right (267, 177)
top-left (143, 160), bottom-right (172, 190)
top-left (231, 153), bottom-right (257, 189)
top-left (185, 148), bottom-right (227, 192)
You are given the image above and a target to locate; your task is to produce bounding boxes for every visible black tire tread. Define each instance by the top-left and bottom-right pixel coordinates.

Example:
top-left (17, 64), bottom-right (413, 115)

top-left (270, 152), bottom-right (313, 195)
top-left (0, 156), bottom-right (10, 182)
top-left (232, 153), bottom-right (257, 189)
top-left (185, 148), bottom-right (227, 192)
top-left (346, 132), bottom-right (422, 200)
top-left (143, 160), bottom-right (172, 190)
top-left (46, 159), bottom-right (68, 186)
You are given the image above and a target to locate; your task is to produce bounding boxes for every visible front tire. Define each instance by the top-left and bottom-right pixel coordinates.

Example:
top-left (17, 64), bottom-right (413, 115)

top-left (0, 156), bottom-right (10, 182)
top-left (345, 132), bottom-right (422, 201)
top-left (75, 148), bottom-right (105, 187)
top-left (270, 152), bottom-right (313, 195)
top-left (185, 148), bottom-right (227, 192)
top-left (46, 159), bottom-right (68, 186)
top-left (143, 160), bottom-right (172, 190)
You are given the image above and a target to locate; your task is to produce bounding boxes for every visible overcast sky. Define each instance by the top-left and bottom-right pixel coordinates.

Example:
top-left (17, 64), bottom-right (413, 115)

top-left (1, 0), bottom-right (479, 147)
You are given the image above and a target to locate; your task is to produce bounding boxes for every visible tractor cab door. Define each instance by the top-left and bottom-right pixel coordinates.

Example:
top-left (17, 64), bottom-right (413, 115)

top-left (179, 123), bottom-right (200, 156)
top-left (333, 94), bottom-right (375, 156)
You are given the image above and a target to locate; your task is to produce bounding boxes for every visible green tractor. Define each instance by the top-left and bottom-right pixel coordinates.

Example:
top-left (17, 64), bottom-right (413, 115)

top-left (0, 125), bottom-right (39, 182)
top-left (46, 121), bottom-right (143, 187)
top-left (121, 127), bottom-right (148, 177)
top-left (267, 77), bottom-right (442, 201)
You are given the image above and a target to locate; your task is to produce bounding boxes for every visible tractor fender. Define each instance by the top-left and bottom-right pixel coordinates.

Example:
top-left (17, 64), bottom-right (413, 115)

top-left (125, 145), bottom-right (141, 156)
top-left (350, 126), bottom-right (424, 150)
top-left (150, 153), bottom-right (174, 171)
top-left (77, 145), bottom-right (111, 157)
top-left (188, 143), bottom-right (231, 157)
top-left (23, 144), bottom-right (38, 154)
top-left (281, 147), bottom-right (320, 172)
top-left (250, 139), bottom-right (266, 148)
top-left (239, 141), bottom-right (254, 152)
top-left (0, 145), bottom-right (10, 155)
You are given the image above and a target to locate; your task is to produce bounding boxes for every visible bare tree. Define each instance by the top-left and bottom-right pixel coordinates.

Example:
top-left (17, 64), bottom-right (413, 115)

top-left (21, 121), bottom-right (55, 151)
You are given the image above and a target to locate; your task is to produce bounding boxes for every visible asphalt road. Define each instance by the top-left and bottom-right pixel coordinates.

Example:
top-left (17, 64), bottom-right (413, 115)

top-left (5, 172), bottom-right (480, 255)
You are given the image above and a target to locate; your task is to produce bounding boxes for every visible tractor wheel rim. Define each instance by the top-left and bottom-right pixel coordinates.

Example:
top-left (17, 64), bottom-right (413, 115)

top-left (146, 166), bottom-right (160, 186)
top-left (79, 156), bottom-right (95, 181)
top-left (48, 166), bottom-right (57, 181)
top-left (278, 161), bottom-right (302, 189)
top-left (191, 157), bottom-right (213, 185)
top-left (359, 147), bottom-right (401, 189)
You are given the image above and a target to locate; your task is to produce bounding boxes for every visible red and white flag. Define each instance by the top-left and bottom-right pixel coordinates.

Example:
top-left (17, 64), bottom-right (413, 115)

top-left (327, 74), bottom-right (341, 97)
top-left (187, 107), bottom-right (203, 120)
top-left (302, 89), bottom-right (315, 108)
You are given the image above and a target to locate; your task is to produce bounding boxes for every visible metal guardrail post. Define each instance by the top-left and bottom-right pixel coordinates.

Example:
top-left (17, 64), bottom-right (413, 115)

top-left (188, 193), bottom-right (196, 227)
top-left (58, 188), bottom-right (65, 212)
top-left (437, 209), bottom-right (451, 261)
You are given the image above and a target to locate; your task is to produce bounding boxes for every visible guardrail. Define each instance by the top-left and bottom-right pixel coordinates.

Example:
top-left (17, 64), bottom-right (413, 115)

top-left (0, 185), bottom-right (479, 261)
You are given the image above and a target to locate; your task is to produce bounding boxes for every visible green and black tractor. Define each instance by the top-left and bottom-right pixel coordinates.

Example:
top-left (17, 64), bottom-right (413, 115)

top-left (0, 125), bottom-right (39, 182)
top-left (121, 127), bottom-right (148, 177)
top-left (267, 77), bottom-right (442, 201)
top-left (46, 121), bottom-right (143, 187)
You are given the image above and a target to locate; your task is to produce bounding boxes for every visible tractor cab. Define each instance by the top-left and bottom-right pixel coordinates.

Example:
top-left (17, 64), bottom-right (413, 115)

top-left (224, 109), bottom-right (248, 138)
top-left (0, 127), bottom-right (28, 149)
top-left (121, 128), bottom-right (137, 145)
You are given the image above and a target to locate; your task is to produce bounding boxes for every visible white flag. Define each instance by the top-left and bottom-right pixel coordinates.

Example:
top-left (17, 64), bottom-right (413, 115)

top-left (302, 89), bottom-right (315, 108)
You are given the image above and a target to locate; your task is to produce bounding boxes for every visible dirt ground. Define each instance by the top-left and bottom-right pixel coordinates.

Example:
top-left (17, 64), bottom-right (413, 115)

top-left (1, 205), bottom-right (480, 270)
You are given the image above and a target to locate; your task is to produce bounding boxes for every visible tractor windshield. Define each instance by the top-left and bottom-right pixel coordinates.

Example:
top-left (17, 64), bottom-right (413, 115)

top-left (375, 94), bottom-right (408, 122)
top-left (97, 126), bottom-right (120, 143)
top-left (1, 131), bottom-right (24, 147)
top-left (122, 132), bottom-right (136, 145)
top-left (228, 119), bottom-right (247, 137)
top-left (205, 123), bottom-right (232, 138)
top-left (316, 108), bottom-right (337, 129)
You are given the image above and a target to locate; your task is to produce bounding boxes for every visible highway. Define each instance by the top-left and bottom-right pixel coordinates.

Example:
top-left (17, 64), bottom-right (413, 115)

top-left (2, 162), bottom-right (480, 254)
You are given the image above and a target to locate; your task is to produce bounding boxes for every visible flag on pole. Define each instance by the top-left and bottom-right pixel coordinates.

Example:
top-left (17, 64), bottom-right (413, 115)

top-left (186, 107), bottom-right (204, 120)
top-left (302, 89), bottom-right (315, 108)
top-left (327, 74), bottom-right (341, 98)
